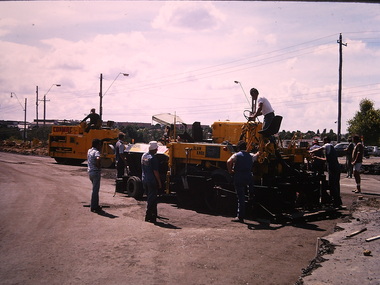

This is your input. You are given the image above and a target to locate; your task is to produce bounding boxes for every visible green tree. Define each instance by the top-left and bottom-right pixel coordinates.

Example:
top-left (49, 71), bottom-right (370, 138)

top-left (29, 126), bottom-right (52, 142)
top-left (0, 126), bottom-right (22, 140)
top-left (327, 129), bottom-right (337, 141)
top-left (347, 99), bottom-right (380, 145)
top-left (279, 130), bottom-right (293, 140)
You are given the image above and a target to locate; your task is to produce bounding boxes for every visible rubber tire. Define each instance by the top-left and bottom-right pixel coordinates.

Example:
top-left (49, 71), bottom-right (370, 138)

top-left (126, 176), bottom-right (144, 199)
top-left (54, 158), bottom-right (84, 165)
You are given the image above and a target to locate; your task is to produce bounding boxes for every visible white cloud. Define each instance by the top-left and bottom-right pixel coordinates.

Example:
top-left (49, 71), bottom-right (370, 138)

top-left (152, 2), bottom-right (225, 32)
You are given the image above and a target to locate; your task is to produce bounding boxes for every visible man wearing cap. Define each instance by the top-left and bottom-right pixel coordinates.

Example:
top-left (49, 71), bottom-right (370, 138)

top-left (141, 141), bottom-right (162, 223)
top-left (309, 139), bottom-right (325, 175)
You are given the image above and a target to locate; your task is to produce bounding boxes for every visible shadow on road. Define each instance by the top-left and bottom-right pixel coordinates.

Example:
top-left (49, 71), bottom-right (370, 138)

top-left (82, 205), bottom-right (118, 219)
top-left (95, 209), bottom-right (118, 219)
top-left (153, 216), bottom-right (182, 229)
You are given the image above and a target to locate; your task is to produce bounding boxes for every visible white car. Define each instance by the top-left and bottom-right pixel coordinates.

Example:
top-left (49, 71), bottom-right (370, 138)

top-left (368, 146), bottom-right (380, 156)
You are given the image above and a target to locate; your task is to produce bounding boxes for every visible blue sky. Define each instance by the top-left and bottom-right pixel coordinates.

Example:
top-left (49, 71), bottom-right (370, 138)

top-left (1, 1), bottom-right (379, 134)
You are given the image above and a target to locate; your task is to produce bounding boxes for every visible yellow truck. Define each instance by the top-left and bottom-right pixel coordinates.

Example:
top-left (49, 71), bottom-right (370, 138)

top-left (48, 122), bottom-right (118, 167)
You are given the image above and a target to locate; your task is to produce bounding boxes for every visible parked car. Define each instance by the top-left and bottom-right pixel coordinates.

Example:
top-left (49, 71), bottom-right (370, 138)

top-left (334, 142), bottom-right (349, 157)
top-left (367, 146), bottom-right (380, 156)
top-left (334, 142), bottom-right (369, 158)
top-left (364, 146), bottom-right (369, 158)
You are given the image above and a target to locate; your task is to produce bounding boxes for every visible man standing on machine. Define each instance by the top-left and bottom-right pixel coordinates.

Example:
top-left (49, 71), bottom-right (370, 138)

top-left (249, 88), bottom-right (275, 131)
top-left (81, 108), bottom-right (101, 132)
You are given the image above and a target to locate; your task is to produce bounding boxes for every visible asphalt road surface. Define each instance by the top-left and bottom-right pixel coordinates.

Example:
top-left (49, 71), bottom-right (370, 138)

top-left (0, 152), bottom-right (374, 285)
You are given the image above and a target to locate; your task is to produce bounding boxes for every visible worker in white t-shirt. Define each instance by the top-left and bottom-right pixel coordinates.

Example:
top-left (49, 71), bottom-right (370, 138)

top-left (250, 93), bottom-right (275, 131)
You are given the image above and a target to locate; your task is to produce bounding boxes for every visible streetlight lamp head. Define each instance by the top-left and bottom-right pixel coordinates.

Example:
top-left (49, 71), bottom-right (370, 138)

top-left (56, 84), bottom-right (61, 87)
top-left (122, 73), bottom-right (129, 76)
top-left (234, 81), bottom-right (239, 84)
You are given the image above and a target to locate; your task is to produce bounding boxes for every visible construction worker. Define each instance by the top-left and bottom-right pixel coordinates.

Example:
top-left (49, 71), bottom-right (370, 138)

top-left (115, 132), bottom-right (127, 178)
top-left (227, 140), bottom-right (260, 223)
top-left (352, 135), bottom-right (364, 193)
top-left (81, 108), bottom-right (101, 132)
top-left (249, 89), bottom-right (275, 131)
top-left (141, 141), bottom-right (162, 223)
top-left (87, 139), bottom-right (103, 213)
top-left (310, 136), bottom-right (342, 208)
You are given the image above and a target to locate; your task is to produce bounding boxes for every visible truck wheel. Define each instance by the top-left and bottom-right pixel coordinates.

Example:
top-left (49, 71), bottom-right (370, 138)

top-left (54, 158), bottom-right (84, 165)
top-left (54, 157), bottom-right (67, 164)
top-left (127, 176), bottom-right (144, 199)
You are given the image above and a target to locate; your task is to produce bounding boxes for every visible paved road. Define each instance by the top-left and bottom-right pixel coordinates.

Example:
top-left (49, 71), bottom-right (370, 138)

top-left (0, 152), bottom-right (378, 285)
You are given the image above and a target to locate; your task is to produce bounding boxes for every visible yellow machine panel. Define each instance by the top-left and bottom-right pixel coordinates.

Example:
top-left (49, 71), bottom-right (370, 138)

top-left (211, 121), bottom-right (245, 144)
top-left (168, 142), bottom-right (232, 162)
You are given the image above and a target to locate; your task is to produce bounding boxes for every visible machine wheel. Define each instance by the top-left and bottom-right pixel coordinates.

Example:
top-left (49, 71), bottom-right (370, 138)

top-left (205, 169), bottom-right (233, 213)
top-left (100, 158), bottom-right (114, 168)
top-left (54, 157), bottom-right (67, 164)
top-left (204, 187), bottom-right (220, 213)
top-left (126, 176), bottom-right (144, 199)
top-left (54, 157), bottom-right (84, 165)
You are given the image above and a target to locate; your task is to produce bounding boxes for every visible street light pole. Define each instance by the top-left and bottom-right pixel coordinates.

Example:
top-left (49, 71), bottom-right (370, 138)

top-left (99, 72), bottom-right (129, 121)
top-left (11, 92), bottom-right (27, 142)
top-left (40, 84), bottom-right (61, 126)
top-left (36, 86), bottom-right (39, 127)
top-left (99, 73), bottom-right (103, 121)
top-left (234, 80), bottom-right (251, 107)
top-left (23, 98), bottom-right (27, 142)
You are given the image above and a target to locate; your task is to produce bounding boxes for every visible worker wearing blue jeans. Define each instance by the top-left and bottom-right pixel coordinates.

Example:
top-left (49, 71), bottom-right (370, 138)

top-left (227, 140), bottom-right (259, 223)
top-left (141, 141), bottom-right (162, 223)
top-left (87, 139), bottom-right (102, 213)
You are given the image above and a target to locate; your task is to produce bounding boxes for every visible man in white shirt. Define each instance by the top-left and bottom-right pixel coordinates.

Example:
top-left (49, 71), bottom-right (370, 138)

top-left (250, 95), bottom-right (275, 131)
top-left (87, 139), bottom-right (102, 213)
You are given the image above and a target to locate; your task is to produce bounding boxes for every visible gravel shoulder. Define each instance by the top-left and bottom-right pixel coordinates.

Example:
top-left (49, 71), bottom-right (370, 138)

top-left (300, 198), bottom-right (380, 285)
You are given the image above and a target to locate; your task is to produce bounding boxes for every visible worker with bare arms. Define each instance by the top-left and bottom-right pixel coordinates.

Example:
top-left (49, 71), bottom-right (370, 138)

top-left (249, 89), bottom-right (275, 132)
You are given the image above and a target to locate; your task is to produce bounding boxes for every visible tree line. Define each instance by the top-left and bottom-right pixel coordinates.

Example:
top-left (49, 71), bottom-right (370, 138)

top-left (1, 98), bottom-right (379, 146)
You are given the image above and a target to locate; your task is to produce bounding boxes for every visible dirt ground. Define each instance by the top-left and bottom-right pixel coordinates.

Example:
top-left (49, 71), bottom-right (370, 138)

top-left (0, 151), bottom-right (374, 285)
top-left (301, 198), bottom-right (380, 285)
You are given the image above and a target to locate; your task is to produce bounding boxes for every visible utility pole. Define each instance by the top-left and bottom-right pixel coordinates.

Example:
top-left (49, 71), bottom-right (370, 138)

top-left (36, 86), bottom-right (39, 127)
top-left (43, 91), bottom-right (49, 126)
top-left (99, 73), bottom-right (103, 121)
top-left (39, 84), bottom-right (61, 126)
top-left (23, 98), bottom-right (27, 141)
top-left (11, 92), bottom-right (27, 142)
top-left (337, 33), bottom-right (347, 143)
top-left (99, 72), bottom-right (128, 121)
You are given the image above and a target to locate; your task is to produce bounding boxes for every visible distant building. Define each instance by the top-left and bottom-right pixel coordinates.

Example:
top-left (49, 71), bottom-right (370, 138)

top-left (0, 120), bottom-right (20, 128)
top-left (116, 122), bottom-right (152, 129)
